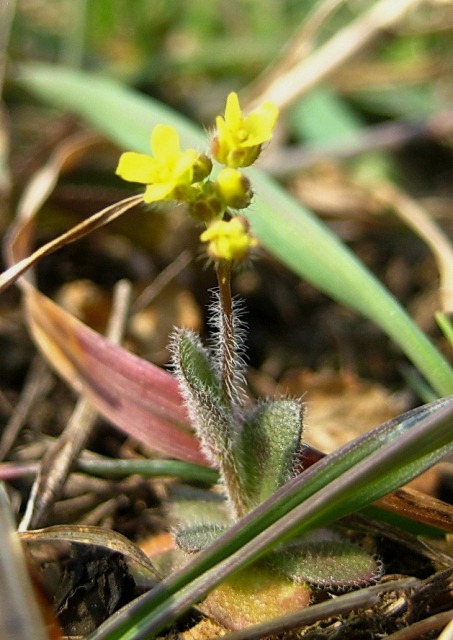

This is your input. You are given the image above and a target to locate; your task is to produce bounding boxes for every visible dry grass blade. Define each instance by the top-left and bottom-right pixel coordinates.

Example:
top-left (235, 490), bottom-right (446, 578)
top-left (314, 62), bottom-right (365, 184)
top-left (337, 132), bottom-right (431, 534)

top-left (0, 356), bottom-right (53, 461)
top-left (20, 524), bottom-right (160, 579)
top-left (439, 618), bottom-right (453, 640)
top-left (375, 486), bottom-right (453, 533)
top-left (247, 0), bottom-right (424, 111)
top-left (242, 0), bottom-right (344, 105)
top-left (131, 249), bottom-right (192, 313)
top-left (0, 193), bottom-right (143, 294)
top-left (0, 0), bottom-right (15, 195)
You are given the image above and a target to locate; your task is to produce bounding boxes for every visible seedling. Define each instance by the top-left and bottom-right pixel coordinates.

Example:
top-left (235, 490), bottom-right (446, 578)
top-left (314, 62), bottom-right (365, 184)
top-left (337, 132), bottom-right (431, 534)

top-left (115, 93), bottom-right (383, 609)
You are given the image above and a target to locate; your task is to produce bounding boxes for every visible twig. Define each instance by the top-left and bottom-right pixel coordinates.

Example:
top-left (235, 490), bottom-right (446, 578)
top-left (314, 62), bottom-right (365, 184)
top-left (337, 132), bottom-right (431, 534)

top-left (243, 0), bottom-right (344, 105)
top-left (385, 610), bottom-right (453, 640)
top-left (19, 279), bottom-right (133, 531)
top-left (131, 249), bottom-right (192, 313)
top-left (247, 0), bottom-right (424, 112)
top-left (0, 356), bottom-right (53, 461)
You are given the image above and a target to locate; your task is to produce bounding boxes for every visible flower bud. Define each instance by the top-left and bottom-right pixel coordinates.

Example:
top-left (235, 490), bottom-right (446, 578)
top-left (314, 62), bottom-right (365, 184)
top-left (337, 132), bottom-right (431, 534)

top-left (186, 181), bottom-right (226, 223)
top-left (200, 216), bottom-right (257, 262)
top-left (216, 168), bottom-right (253, 209)
top-left (192, 153), bottom-right (213, 182)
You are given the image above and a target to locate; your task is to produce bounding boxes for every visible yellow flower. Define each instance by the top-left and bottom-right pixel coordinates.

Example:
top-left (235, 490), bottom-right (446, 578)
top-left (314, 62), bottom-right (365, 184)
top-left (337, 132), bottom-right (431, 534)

top-left (116, 125), bottom-right (209, 203)
top-left (212, 92), bottom-right (279, 168)
top-left (200, 217), bottom-right (258, 262)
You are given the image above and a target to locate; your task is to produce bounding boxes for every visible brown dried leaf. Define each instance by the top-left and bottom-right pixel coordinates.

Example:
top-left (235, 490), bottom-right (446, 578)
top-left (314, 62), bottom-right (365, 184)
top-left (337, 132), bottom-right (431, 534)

top-left (375, 487), bottom-right (453, 534)
top-left (24, 288), bottom-right (204, 463)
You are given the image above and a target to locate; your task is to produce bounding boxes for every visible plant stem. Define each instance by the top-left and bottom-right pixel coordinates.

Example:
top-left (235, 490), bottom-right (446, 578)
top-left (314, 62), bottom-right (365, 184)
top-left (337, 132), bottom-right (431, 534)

top-left (215, 259), bottom-right (235, 407)
top-left (215, 259), bottom-right (247, 518)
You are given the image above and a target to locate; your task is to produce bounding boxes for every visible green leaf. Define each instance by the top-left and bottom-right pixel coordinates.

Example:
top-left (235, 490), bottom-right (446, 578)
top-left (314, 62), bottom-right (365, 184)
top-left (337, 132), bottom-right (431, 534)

top-left (175, 524), bottom-right (229, 554)
top-left (88, 398), bottom-right (452, 639)
top-left (167, 493), bottom-right (231, 531)
top-left (171, 329), bottom-right (222, 399)
top-left (16, 63), bottom-right (453, 396)
top-left (170, 329), bottom-right (231, 467)
top-left (237, 399), bottom-right (305, 508)
top-left (243, 173), bottom-right (453, 397)
top-left (271, 529), bottom-right (382, 589)
top-left (76, 455), bottom-right (219, 484)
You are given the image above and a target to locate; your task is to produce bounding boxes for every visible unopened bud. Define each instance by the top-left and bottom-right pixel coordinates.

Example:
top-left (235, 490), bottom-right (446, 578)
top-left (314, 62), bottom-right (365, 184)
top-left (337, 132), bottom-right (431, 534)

top-left (216, 168), bottom-right (253, 209)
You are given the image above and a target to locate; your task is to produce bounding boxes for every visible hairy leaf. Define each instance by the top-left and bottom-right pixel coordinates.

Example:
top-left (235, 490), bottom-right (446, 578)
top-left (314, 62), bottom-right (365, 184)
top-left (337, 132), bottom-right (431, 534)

top-left (237, 399), bottom-right (305, 509)
top-left (271, 530), bottom-right (383, 589)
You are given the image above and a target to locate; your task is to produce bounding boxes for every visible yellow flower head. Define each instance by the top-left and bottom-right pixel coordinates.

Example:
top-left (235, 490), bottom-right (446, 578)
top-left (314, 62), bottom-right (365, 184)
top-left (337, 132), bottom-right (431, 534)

top-left (212, 92), bottom-right (279, 168)
top-left (116, 125), bottom-right (210, 203)
top-left (200, 217), bottom-right (258, 262)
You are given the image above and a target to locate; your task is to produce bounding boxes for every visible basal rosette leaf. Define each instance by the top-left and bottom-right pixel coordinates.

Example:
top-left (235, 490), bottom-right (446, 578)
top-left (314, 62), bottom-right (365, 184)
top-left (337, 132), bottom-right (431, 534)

top-left (237, 399), bottom-right (305, 510)
top-left (270, 530), bottom-right (383, 590)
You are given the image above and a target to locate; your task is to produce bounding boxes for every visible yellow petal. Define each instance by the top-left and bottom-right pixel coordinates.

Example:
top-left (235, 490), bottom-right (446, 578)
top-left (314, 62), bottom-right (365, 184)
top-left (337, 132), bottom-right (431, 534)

top-left (116, 152), bottom-right (156, 183)
top-left (144, 182), bottom-right (175, 203)
top-left (243, 103), bottom-right (279, 146)
top-left (151, 124), bottom-right (181, 160)
top-left (200, 217), bottom-right (256, 261)
top-left (224, 92), bottom-right (242, 128)
top-left (173, 149), bottom-right (198, 181)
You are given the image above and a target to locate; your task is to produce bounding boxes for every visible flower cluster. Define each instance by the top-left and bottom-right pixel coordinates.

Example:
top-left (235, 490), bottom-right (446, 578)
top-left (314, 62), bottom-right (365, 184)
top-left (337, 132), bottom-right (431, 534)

top-left (116, 92), bottom-right (278, 263)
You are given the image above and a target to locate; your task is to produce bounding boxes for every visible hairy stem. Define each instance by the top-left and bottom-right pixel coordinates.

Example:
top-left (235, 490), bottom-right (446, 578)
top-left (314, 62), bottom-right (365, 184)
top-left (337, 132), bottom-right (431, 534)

top-left (215, 259), bottom-right (236, 407)
top-left (214, 260), bottom-right (248, 518)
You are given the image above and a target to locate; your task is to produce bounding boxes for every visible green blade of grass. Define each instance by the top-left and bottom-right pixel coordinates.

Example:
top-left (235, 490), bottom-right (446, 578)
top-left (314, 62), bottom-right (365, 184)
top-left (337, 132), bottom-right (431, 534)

top-left (15, 63), bottom-right (453, 396)
top-left (89, 397), bottom-right (453, 640)
top-left (77, 456), bottom-right (219, 483)
top-left (244, 170), bottom-right (453, 398)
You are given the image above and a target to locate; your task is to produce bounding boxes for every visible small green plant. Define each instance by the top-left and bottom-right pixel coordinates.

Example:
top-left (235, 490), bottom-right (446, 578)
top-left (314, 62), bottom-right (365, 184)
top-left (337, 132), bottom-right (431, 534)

top-left (115, 93), bottom-right (383, 604)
